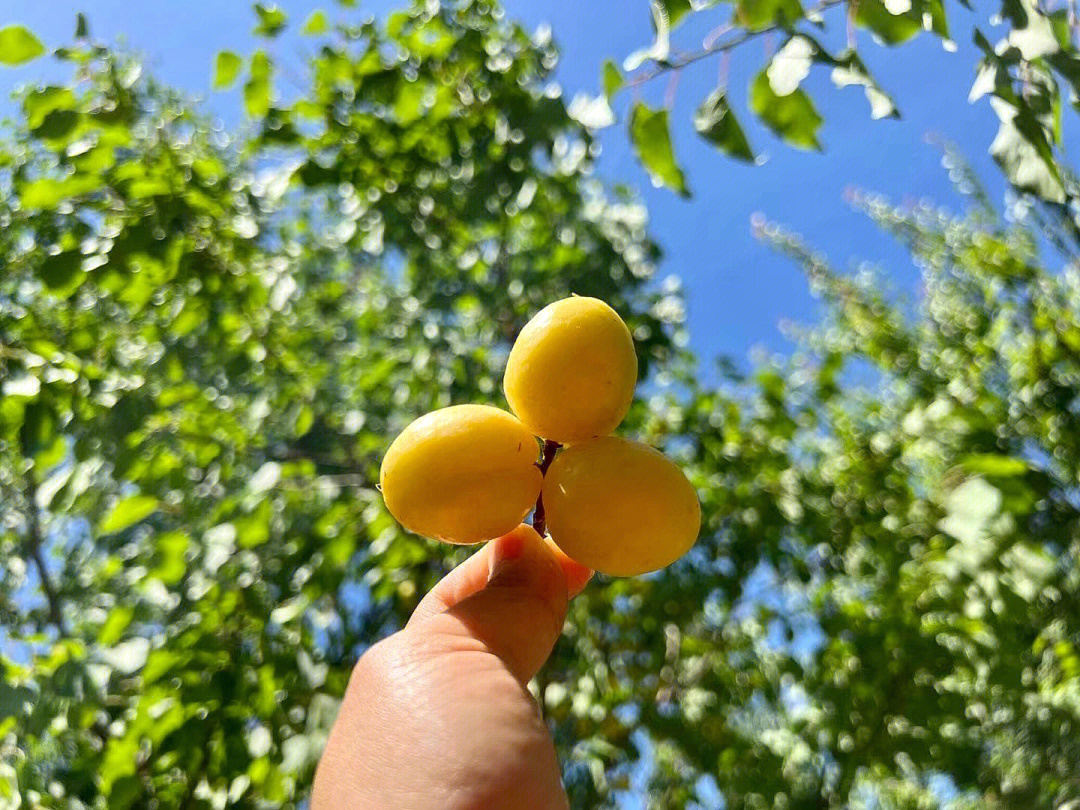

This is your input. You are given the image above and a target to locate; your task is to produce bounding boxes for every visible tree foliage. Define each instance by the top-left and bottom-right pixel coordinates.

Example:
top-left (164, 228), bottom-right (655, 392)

top-left (1, 2), bottom-right (1079, 809)
top-left (607, 0), bottom-right (1080, 210)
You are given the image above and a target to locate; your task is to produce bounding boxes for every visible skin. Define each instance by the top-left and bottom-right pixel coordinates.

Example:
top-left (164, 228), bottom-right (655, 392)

top-left (504, 297), bottom-right (638, 444)
top-left (312, 524), bottom-right (592, 810)
top-left (543, 436), bottom-right (701, 576)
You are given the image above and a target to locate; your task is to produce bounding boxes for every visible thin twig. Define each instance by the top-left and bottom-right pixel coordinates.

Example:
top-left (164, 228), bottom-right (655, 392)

top-left (664, 69), bottom-right (682, 109)
top-left (531, 440), bottom-right (560, 537)
top-left (703, 22), bottom-right (734, 51)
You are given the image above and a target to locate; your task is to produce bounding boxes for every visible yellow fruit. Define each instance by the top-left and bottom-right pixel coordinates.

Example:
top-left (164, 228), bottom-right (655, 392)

top-left (504, 296), bottom-right (637, 444)
top-left (380, 405), bottom-right (542, 544)
top-left (542, 436), bottom-right (700, 576)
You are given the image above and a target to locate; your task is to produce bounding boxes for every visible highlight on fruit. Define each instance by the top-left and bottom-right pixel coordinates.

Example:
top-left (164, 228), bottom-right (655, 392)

top-left (378, 296), bottom-right (700, 577)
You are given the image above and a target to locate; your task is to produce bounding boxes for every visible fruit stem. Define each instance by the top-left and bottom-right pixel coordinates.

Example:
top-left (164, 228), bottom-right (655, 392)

top-left (531, 439), bottom-right (561, 536)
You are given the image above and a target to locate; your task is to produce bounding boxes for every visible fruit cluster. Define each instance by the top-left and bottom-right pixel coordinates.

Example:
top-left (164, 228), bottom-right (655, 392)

top-left (379, 297), bottom-right (700, 576)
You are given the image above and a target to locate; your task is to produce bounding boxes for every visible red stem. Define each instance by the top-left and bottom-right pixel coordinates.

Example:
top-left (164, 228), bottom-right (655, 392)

top-left (531, 440), bottom-right (560, 536)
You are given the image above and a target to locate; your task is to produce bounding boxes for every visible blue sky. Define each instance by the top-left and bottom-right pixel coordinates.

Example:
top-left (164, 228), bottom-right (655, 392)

top-left (3, 1), bottom-right (1009, 371)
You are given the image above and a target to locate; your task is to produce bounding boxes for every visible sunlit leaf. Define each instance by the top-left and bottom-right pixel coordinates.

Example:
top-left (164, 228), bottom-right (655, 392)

top-left (961, 454), bottom-right (1029, 477)
top-left (98, 605), bottom-right (135, 646)
top-left (750, 71), bottom-right (823, 150)
top-left (629, 102), bottom-right (689, 196)
top-left (830, 52), bottom-right (899, 120)
top-left (694, 89), bottom-right (755, 162)
top-left (302, 10), bottom-right (329, 35)
top-left (735, 0), bottom-right (804, 31)
top-left (0, 25), bottom-right (45, 66)
top-left (244, 50), bottom-right (273, 117)
top-left (602, 59), bottom-right (624, 100)
top-left (623, 1), bottom-right (671, 71)
top-left (253, 3), bottom-right (287, 37)
top-left (19, 174), bottom-right (103, 208)
top-left (569, 92), bottom-right (616, 129)
top-left (854, 0), bottom-right (924, 44)
top-left (214, 50), bottom-right (243, 89)
top-left (99, 495), bottom-right (160, 535)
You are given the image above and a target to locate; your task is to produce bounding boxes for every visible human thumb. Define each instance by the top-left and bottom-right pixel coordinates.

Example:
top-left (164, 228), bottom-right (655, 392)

top-left (417, 524), bottom-right (576, 684)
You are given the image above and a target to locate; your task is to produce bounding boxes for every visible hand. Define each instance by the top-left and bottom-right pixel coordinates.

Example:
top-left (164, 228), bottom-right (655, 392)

top-left (312, 524), bottom-right (592, 810)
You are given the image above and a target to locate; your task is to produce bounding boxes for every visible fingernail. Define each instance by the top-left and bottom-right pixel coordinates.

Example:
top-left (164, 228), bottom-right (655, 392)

top-left (489, 529), bottom-right (525, 580)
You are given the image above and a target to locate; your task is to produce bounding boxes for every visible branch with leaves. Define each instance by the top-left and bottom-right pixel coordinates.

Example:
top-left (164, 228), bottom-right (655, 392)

top-left (585, 0), bottom-right (1080, 211)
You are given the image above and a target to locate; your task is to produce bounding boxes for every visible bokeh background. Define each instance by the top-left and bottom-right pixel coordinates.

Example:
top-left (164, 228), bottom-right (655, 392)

top-left (4, 0), bottom-right (1015, 365)
top-left (4, 1), bottom-right (1080, 808)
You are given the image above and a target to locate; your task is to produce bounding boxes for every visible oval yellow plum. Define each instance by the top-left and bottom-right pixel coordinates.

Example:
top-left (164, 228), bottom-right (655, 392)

top-left (504, 296), bottom-right (637, 444)
top-left (542, 436), bottom-right (700, 576)
top-left (380, 405), bottom-right (542, 544)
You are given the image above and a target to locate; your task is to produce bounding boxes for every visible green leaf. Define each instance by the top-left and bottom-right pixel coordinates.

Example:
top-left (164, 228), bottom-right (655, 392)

top-left (75, 13), bottom-right (89, 40)
top-left (99, 495), bottom-right (159, 535)
top-left (926, 0), bottom-right (950, 39)
top-left (602, 59), bottom-right (624, 101)
top-left (20, 174), bottom-right (103, 209)
top-left (830, 52), bottom-right (900, 120)
top-left (694, 89), bottom-right (755, 162)
top-left (735, 0), bottom-right (804, 32)
top-left (302, 9), bottom-right (329, 35)
top-left (629, 102), bottom-right (689, 196)
top-left (253, 3), bottom-right (288, 37)
top-left (1006, 0), bottom-right (1059, 60)
top-left (271, 596), bottom-right (308, 625)
top-left (39, 251), bottom-right (86, 297)
top-left (0, 683), bottom-right (34, 721)
top-left (142, 649), bottom-right (185, 685)
top-left (236, 500), bottom-right (272, 548)
top-left (23, 86), bottom-right (77, 129)
top-left (393, 80), bottom-right (427, 125)
top-left (152, 531), bottom-right (190, 585)
top-left (33, 108), bottom-right (80, 140)
top-left (660, 0), bottom-right (694, 28)
top-left (19, 402), bottom-right (57, 464)
top-left (990, 110), bottom-right (1065, 202)
top-left (750, 71), bottom-right (823, 150)
top-left (244, 51), bottom-right (273, 117)
top-left (294, 403), bottom-right (314, 437)
top-left (99, 605), bottom-right (135, 646)
top-left (961, 454), bottom-right (1029, 478)
top-left (213, 50), bottom-right (243, 89)
top-left (0, 25), bottom-right (45, 66)
top-left (624, 1), bottom-right (671, 71)
top-left (766, 36), bottom-right (815, 96)
top-left (854, 0), bottom-right (923, 45)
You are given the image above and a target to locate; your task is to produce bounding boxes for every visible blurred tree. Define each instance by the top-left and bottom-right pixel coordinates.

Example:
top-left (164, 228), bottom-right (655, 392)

top-left (0, 3), bottom-right (1079, 810)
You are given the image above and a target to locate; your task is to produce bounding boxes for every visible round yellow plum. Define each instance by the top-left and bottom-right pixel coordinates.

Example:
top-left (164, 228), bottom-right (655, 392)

top-left (504, 296), bottom-right (637, 444)
top-left (380, 405), bottom-right (542, 544)
top-left (542, 436), bottom-right (700, 576)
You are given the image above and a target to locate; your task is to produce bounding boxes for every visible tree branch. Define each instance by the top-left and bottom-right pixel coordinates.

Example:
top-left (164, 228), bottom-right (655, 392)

top-left (621, 0), bottom-right (845, 92)
top-left (23, 478), bottom-right (116, 749)
top-left (23, 479), bottom-right (68, 636)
